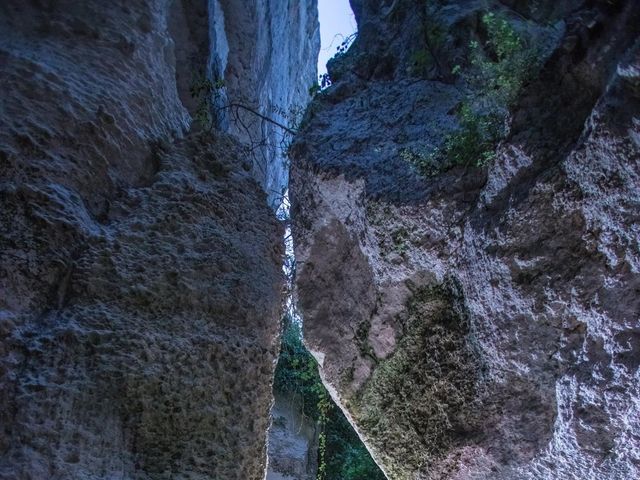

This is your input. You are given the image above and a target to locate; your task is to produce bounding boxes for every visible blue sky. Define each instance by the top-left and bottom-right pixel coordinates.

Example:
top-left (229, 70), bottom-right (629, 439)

top-left (317, 0), bottom-right (357, 77)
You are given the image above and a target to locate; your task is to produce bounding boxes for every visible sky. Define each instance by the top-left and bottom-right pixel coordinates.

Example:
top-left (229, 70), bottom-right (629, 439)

top-left (317, 0), bottom-right (357, 78)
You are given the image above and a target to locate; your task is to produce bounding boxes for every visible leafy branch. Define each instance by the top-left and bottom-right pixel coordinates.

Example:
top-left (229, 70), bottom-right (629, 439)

top-left (405, 11), bottom-right (544, 175)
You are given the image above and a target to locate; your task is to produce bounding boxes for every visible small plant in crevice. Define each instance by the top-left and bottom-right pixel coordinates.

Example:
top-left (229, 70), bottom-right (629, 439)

top-left (391, 227), bottom-right (410, 255)
top-left (376, 224), bottom-right (412, 260)
top-left (189, 73), bottom-right (225, 130)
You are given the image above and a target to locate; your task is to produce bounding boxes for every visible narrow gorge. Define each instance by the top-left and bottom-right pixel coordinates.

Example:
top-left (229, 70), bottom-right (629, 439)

top-left (1, 1), bottom-right (639, 480)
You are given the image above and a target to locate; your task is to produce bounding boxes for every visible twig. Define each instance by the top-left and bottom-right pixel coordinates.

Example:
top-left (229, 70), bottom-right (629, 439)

top-left (219, 103), bottom-right (297, 135)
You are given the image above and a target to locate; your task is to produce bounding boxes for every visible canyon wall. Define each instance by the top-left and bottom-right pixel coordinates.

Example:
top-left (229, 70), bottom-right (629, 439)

top-left (212, 0), bottom-right (320, 207)
top-left (266, 393), bottom-right (319, 480)
top-left (0, 1), bottom-right (317, 478)
top-left (170, 0), bottom-right (320, 207)
top-left (291, 1), bottom-right (640, 479)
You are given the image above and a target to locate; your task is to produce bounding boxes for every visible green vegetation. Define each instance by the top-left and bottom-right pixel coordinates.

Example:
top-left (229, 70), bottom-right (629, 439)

top-left (467, 12), bottom-right (542, 107)
top-left (274, 319), bottom-right (386, 480)
top-left (189, 74), bottom-right (225, 130)
top-left (350, 280), bottom-right (479, 479)
top-left (406, 12), bottom-right (544, 175)
top-left (390, 227), bottom-right (410, 255)
top-left (402, 102), bottom-right (502, 175)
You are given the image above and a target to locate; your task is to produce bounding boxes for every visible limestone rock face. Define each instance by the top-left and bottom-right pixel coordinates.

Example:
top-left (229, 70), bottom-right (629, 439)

top-left (169, 0), bottom-right (319, 207)
top-left (291, 1), bottom-right (640, 479)
top-left (266, 393), bottom-right (319, 480)
top-left (0, 0), bottom-right (317, 478)
top-left (214, 0), bottom-right (320, 207)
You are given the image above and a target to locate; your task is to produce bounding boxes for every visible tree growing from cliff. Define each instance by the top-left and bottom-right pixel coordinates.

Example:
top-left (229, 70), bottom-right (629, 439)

top-left (190, 74), bottom-right (297, 135)
top-left (190, 73), bottom-right (305, 192)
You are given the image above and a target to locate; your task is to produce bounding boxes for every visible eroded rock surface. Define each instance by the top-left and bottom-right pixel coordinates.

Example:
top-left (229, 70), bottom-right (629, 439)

top-left (291, 1), bottom-right (640, 478)
top-left (0, 0), bottom-right (317, 478)
top-left (266, 393), bottom-right (319, 480)
top-left (214, 0), bottom-right (320, 206)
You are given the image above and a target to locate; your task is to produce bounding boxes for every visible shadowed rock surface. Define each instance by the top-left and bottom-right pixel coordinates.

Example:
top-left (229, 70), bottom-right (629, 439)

top-left (215, 0), bottom-right (320, 206)
top-left (0, 0), bottom-right (317, 478)
top-left (266, 393), bottom-right (319, 480)
top-left (291, 0), bottom-right (640, 478)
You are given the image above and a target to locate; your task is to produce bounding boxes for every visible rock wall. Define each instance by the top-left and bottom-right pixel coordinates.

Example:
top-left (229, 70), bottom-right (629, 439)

top-left (266, 393), bottom-right (319, 480)
top-left (213, 0), bottom-right (320, 207)
top-left (291, 1), bottom-right (640, 479)
top-left (168, 0), bottom-right (320, 207)
top-left (0, 0), bottom-right (317, 478)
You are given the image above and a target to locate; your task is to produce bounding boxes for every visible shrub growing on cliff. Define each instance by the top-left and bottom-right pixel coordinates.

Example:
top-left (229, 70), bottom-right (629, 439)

top-left (407, 12), bottom-right (544, 174)
top-left (403, 102), bottom-right (502, 174)
top-left (468, 12), bottom-right (542, 107)
top-left (447, 12), bottom-right (542, 166)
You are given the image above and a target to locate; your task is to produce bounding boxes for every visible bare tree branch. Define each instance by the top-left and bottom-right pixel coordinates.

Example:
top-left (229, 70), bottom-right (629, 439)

top-left (219, 102), bottom-right (297, 135)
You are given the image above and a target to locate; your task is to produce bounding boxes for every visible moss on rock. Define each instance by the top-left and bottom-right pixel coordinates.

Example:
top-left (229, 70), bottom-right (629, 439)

top-left (350, 279), bottom-right (480, 479)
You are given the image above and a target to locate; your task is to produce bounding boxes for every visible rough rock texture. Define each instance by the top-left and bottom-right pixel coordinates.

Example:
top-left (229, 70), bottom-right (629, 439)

top-left (291, 1), bottom-right (640, 479)
top-left (168, 0), bottom-right (320, 207)
top-left (213, 0), bottom-right (320, 207)
top-left (266, 393), bottom-right (319, 480)
top-left (0, 0), bottom-right (318, 478)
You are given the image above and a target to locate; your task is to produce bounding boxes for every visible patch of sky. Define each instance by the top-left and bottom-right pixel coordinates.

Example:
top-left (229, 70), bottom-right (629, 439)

top-left (317, 0), bottom-right (357, 79)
